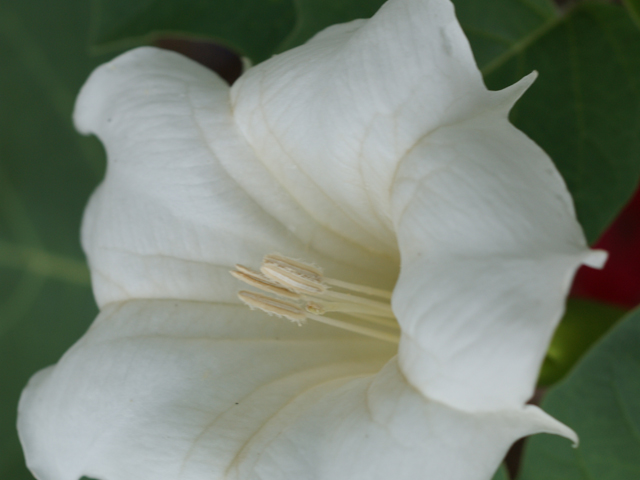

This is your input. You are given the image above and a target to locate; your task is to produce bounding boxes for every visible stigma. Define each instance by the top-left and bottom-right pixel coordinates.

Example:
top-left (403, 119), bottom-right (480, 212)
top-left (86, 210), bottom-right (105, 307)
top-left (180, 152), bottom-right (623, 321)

top-left (231, 254), bottom-right (399, 344)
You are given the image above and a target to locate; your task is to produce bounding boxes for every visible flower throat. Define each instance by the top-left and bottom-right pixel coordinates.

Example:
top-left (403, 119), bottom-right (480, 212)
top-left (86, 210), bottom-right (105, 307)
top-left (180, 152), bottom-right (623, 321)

top-left (231, 254), bottom-right (399, 344)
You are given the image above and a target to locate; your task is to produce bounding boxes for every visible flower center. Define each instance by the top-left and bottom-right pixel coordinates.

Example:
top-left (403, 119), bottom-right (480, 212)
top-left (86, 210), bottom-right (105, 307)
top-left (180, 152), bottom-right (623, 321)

top-left (231, 254), bottom-right (399, 344)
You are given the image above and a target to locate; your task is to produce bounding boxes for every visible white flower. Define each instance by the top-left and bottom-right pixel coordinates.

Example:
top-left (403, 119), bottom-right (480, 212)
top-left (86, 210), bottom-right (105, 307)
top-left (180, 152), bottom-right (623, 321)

top-left (18, 0), bottom-right (606, 479)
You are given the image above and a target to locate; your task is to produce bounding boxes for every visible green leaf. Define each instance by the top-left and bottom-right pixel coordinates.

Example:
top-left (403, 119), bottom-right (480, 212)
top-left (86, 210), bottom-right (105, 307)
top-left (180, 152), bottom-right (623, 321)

top-left (475, 3), bottom-right (640, 243)
top-left (91, 0), bottom-right (554, 65)
top-left (453, 0), bottom-right (559, 71)
top-left (90, 0), bottom-right (386, 63)
top-left (519, 307), bottom-right (640, 480)
top-left (455, 0), bottom-right (640, 243)
top-left (275, 0), bottom-right (386, 53)
top-left (539, 298), bottom-right (625, 386)
top-left (0, 0), bottom-right (110, 478)
top-left (90, 0), bottom-right (296, 63)
top-left (492, 464), bottom-right (510, 480)
top-left (622, 0), bottom-right (640, 29)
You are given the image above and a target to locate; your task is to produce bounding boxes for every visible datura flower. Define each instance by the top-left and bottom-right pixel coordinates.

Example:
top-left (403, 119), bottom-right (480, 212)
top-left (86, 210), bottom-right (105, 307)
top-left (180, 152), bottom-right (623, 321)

top-left (18, 0), bottom-right (606, 478)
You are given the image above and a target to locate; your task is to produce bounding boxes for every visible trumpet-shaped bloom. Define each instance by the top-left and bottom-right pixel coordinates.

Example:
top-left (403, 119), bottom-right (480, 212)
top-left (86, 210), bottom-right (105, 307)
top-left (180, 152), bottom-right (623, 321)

top-left (18, 0), bottom-right (606, 479)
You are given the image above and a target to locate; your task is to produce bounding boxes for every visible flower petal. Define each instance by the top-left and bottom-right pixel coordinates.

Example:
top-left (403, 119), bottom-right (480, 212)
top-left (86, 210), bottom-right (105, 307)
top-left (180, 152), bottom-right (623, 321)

top-left (75, 48), bottom-right (398, 308)
top-left (231, 0), bottom-right (485, 252)
top-left (229, 0), bottom-right (604, 411)
top-left (19, 301), bottom-right (572, 480)
top-left (391, 105), bottom-right (605, 411)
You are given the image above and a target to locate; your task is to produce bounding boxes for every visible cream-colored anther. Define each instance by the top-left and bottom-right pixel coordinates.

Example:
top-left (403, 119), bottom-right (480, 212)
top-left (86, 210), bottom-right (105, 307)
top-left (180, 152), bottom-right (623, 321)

top-left (238, 291), bottom-right (306, 324)
top-left (236, 253), bottom-right (399, 344)
top-left (264, 254), bottom-right (323, 277)
top-left (261, 255), bottom-right (326, 294)
top-left (261, 254), bottom-right (393, 300)
top-left (235, 264), bottom-right (264, 277)
top-left (231, 265), bottom-right (299, 299)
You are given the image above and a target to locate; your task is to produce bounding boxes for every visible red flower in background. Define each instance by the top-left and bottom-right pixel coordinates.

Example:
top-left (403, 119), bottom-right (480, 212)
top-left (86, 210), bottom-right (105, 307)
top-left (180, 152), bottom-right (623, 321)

top-left (572, 187), bottom-right (640, 309)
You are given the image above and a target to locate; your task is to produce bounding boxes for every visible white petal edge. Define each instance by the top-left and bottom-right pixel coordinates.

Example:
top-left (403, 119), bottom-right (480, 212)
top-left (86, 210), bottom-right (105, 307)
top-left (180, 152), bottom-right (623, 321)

top-left (391, 95), bottom-right (602, 410)
top-left (231, 0), bottom-right (486, 253)
top-left (74, 47), bottom-right (398, 308)
top-left (19, 300), bottom-right (574, 480)
top-left (227, 0), bottom-right (604, 411)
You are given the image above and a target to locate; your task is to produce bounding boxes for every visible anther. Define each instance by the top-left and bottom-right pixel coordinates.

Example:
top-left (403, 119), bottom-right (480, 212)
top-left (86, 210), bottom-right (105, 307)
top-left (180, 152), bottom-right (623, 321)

top-left (238, 291), bottom-right (306, 324)
top-left (261, 254), bottom-right (326, 294)
top-left (233, 253), bottom-right (399, 344)
top-left (231, 265), bottom-right (299, 299)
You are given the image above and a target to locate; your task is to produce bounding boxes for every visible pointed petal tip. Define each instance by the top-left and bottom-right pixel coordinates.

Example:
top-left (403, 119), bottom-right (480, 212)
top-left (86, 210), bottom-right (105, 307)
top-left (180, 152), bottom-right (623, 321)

top-left (493, 70), bottom-right (538, 112)
top-left (583, 249), bottom-right (608, 269)
top-left (521, 404), bottom-right (578, 445)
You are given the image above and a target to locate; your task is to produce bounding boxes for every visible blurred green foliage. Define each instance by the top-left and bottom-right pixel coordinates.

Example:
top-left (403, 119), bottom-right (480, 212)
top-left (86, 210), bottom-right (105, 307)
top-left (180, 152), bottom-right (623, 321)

top-left (454, 0), bottom-right (640, 244)
top-left (520, 306), bottom-right (640, 480)
top-left (0, 0), bottom-right (108, 478)
top-left (492, 464), bottom-right (510, 480)
top-left (623, 0), bottom-right (640, 27)
top-left (91, 0), bottom-right (387, 62)
top-left (539, 298), bottom-right (625, 386)
top-left (482, 3), bottom-right (640, 244)
top-left (91, 0), bottom-right (297, 62)
top-left (455, 0), bottom-right (558, 70)
top-left (2, 0), bottom-right (640, 478)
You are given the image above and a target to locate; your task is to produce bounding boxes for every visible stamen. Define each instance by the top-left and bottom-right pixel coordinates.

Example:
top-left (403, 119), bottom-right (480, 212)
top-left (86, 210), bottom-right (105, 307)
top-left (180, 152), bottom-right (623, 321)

top-left (264, 254), bottom-right (323, 277)
top-left (261, 254), bottom-right (392, 301)
top-left (343, 312), bottom-right (401, 329)
top-left (238, 291), bottom-right (306, 324)
top-left (319, 291), bottom-right (394, 317)
top-left (261, 254), bottom-right (326, 294)
top-left (305, 301), bottom-right (326, 315)
top-left (233, 254), bottom-right (399, 344)
top-left (305, 298), bottom-right (394, 319)
top-left (305, 312), bottom-right (399, 344)
top-left (305, 302), bottom-right (398, 328)
top-left (323, 277), bottom-right (392, 300)
top-left (231, 265), bottom-right (299, 299)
